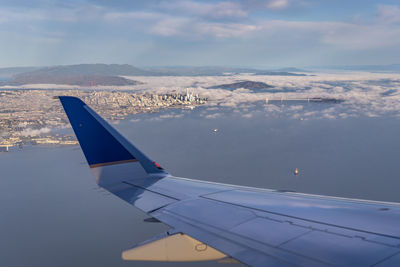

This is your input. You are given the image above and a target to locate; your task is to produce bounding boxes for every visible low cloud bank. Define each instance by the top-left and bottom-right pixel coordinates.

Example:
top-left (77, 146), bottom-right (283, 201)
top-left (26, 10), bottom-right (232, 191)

top-left (131, 72), bottom-right (400, 120)
top-left (19, 127), bottom-right (51, 136)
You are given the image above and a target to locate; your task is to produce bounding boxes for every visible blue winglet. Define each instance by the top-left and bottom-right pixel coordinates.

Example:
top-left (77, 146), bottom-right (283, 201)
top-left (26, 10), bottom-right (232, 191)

top-left (58, 96), bottom-right (168, 177)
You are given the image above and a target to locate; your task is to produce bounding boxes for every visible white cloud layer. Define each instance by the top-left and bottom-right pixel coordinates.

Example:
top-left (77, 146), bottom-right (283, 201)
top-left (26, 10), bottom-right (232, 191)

top-left (122, 71), bottom-right (400, 120)
top-left (19, 127), bottom-right (51, 136)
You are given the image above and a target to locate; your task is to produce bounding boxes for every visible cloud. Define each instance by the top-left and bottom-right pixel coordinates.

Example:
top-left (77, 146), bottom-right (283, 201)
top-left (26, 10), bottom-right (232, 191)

top-left (105, 12), bottom-right (257, 38)
top-left (6, 2), bottom-right (394, 52)
top-left (135, 72), bottom-right (400, 120)
top-left (101, 10), bottom-right (400, 50)
top-left (148, 113), bottom-right (185, 121)
top-left (320, 23), bottom-right (400, 50)
top-left (158, 1), bottom-right (248, 20)
top-left (151, 17), bottom-right (191, 36)
top-left (204, 113), bottom-right (223, 119)
top-left (242, 113), bottom-right (253, 118)
top-left (3, 71), bottom-right (400, 122)
top-left (19, 127), bottom-right (51, 137)
top-left (289, 105), bottom-right (303, 111)
top-left (0, 5), bottom-right (105, 24)
top-left (158, 113), bottom-right (183, 119)
top-left (264, 104), bottom-right (282, 113)
top-left (0, 9), bottom-right (72, 24)
top-left (104, 11), bottom-right (160, 22)
top-left (1, 1), bottom-right (400, 66)
top-left (266, 0), bottom-right (290, 10)
top-left (377, 5), bottom-right (400, 24)
top-left (194, 22), bottom-right (259, 38)
top-left (253, 19), bottom-right (400, 50)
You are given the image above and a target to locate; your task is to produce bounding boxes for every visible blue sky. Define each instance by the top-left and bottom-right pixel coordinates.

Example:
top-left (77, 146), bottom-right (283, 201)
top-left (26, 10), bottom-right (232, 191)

top-left (1, 0), bottom-right (400, 68)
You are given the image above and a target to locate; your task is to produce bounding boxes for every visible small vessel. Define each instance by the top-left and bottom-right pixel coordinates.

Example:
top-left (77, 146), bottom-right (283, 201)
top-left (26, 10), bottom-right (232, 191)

top-left (213, 128), bottom-right (218, 133)
top-left (294, 168), bottom-right (299, 175)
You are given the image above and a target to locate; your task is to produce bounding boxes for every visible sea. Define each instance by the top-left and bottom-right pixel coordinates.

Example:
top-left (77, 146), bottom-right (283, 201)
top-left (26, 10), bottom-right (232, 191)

top-left (1, 102), bottom-right (400, 267)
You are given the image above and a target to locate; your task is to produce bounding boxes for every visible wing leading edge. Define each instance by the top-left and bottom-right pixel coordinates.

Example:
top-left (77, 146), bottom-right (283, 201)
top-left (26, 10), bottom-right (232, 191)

top-left (58, 96), bottom-right (400, 267)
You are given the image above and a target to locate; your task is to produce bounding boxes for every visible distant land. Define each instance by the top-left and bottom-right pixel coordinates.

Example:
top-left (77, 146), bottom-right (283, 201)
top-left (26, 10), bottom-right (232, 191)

top-left (144, 66), bottom-right (308, 76)
top-left (208, 80), bottom-right (274, 91)
top-left (0, 67), bottom-right (40, 80)
top-left (0, 64), bottom-right (150, 86)
top-left (20, 64), bottom-right (151, 76)
top-left (273, 67), bottom-right (311, 73)
top-left (309, 64), bottom-right (400, 72)
top-left (0, 64), bottom-right (309, 86)
top-left (3, 74), bottom-right (139, 86)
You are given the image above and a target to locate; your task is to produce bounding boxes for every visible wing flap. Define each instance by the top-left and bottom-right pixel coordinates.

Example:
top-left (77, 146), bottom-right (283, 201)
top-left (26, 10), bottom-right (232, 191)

top-left (152, 206), bottom-right (326, 267)
top-left (122, 232), bottom-right (227, 262)
top-left (151, 193), bottom-right (400, 266)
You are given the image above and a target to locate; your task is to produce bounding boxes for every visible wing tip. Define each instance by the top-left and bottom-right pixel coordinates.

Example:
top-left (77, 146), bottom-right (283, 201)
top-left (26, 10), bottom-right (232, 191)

top-left (57, 96), bottom-right (85, 105)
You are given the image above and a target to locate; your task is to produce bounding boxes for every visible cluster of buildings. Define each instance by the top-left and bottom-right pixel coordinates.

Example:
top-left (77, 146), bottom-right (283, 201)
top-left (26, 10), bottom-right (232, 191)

top-left (0, 89), bottom-right (207, 151)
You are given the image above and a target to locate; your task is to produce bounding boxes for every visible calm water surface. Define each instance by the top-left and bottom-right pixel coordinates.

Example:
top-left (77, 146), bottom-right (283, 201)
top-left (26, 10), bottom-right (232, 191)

top-left (1, 105), bottom-right (400, 266)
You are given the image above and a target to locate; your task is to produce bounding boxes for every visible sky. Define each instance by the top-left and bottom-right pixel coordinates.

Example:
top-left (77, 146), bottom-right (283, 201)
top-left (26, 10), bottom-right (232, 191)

top-left (1, 0), bottom-right (400, 68)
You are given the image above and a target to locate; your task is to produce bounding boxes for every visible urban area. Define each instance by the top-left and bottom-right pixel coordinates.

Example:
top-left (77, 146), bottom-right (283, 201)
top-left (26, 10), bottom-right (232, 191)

top-left (0, 89), bottom-right (207, 152)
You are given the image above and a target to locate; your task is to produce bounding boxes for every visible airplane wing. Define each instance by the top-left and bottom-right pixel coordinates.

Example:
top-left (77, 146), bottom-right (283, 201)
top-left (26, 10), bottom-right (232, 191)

top-left (58, 96), bottom-right (400, 267)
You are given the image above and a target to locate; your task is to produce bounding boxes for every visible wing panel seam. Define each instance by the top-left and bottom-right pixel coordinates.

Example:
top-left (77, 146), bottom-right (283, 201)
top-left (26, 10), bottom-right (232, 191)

top-left (122, 181), bottom-right (180, 201)
top-left (157, 209), bottom-right (334, 266)
top-left (371, 251), bottom-right (400, 266)
top-left (201, 195), bottom-right (400, 241)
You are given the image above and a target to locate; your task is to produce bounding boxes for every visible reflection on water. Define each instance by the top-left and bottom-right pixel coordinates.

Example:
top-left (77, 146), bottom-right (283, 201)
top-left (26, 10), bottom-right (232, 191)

top-left (1, 104), bottom-right (400, 266)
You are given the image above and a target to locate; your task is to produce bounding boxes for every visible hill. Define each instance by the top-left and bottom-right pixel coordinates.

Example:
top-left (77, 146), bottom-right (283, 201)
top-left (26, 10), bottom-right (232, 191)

top-left (1, 64), bottom-right (146, 86)
top-left (4, 74), bottom-right (139, 86)
top-left (14, 63), bottom-right (153, 77)
top-left (0, 66), bottom-right (40, 80)
top-left (0, 64), bottom-right (309, 87)
top-left (208, 80), bottom-right (274, 91)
